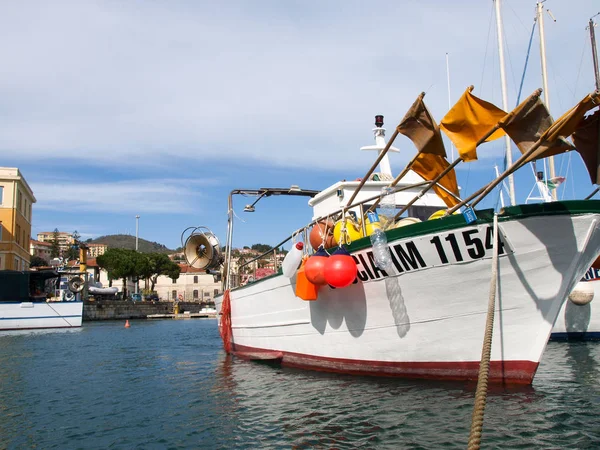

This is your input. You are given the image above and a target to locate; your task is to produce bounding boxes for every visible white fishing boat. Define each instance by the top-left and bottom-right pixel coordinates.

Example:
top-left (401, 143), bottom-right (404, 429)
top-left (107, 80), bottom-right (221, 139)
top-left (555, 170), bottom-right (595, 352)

top-left (0, 270), bottom-right (83, 330)
top-left (185, 85), bottom-right (600, 384)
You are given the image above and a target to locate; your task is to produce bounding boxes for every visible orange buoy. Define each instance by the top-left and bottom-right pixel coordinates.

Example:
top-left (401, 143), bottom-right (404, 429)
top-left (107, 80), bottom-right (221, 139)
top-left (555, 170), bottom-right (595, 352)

top-left (125, 320), bottom-right (131, 328)
top-left (309, 220), bottom-right (336, 250)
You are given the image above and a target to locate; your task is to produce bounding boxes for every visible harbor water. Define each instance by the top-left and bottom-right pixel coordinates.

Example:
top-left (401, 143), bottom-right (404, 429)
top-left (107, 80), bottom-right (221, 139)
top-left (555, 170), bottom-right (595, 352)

top-left (0, 320), bottom-right (599, 449)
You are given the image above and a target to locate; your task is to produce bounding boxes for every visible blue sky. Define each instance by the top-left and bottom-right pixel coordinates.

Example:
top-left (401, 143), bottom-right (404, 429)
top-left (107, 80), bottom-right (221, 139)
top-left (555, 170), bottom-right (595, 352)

top-left (1, 0), bottom-right (598, 250)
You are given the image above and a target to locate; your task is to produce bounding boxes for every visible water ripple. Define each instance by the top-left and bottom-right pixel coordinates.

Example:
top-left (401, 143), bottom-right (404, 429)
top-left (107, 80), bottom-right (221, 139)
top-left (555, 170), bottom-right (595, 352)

top-left (0, 322), bottom-right (599, 448)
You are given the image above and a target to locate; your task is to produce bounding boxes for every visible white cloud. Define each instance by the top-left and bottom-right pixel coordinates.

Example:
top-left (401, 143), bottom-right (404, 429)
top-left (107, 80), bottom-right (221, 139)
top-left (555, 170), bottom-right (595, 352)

top-left (30, 178), bottom-right (208, 214)
top-left (0, 0), bottom-right (596, 173)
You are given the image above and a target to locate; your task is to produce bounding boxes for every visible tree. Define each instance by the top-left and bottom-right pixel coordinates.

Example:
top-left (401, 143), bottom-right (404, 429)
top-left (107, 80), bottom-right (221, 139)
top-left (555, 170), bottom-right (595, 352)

top-left (50, 228), bottom-right (60, 258)
top-left (66, 230), bottom-right (81, 261)
top-left (251, 243), bottom-right (272, 254)
top-left (30, 255), bottom-right (48, 268)
top-left (141, 253), bottom-right (181, 291)
top-left (97, 248), bottom-right (149, 299)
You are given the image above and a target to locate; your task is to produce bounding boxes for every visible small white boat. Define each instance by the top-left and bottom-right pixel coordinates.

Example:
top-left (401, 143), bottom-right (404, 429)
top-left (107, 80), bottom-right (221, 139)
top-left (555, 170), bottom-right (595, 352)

top-left (0, 270), bottom-right (83, 330)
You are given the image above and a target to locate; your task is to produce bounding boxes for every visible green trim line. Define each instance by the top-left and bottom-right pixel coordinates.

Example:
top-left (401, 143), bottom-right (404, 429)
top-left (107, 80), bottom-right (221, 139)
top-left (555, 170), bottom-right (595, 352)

top-left (230, 199), bottom-right (600, 292)
top-left (344, 200), bottom-right (600, 253)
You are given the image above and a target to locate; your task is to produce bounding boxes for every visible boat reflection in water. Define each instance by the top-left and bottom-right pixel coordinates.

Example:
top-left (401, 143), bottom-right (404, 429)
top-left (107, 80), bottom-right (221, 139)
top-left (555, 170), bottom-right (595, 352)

top-left (211, 342), bottom-right (599, 448)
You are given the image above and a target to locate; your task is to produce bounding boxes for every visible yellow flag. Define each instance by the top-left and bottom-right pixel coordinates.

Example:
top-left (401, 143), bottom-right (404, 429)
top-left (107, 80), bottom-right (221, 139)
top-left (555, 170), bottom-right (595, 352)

top-left (397, 93), bottom-right (447, 157)
top-left (440, 87), bottom-right (507, 162)
top-left (412, 152), bottom-right (460, 207)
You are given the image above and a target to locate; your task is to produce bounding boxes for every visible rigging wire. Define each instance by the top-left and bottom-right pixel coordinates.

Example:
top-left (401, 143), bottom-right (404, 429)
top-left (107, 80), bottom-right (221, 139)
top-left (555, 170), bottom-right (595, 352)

top-left (479, 5), bottom-right (496, 94)
top-left (515, 20), bottom-right (537, 105)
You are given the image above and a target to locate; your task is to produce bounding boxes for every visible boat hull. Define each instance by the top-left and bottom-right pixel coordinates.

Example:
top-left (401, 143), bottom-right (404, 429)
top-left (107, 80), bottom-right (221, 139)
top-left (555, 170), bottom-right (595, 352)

top-left (0, 301), bottom-right (83, 330)
top-left (217, 204), bottom-right (600, 384)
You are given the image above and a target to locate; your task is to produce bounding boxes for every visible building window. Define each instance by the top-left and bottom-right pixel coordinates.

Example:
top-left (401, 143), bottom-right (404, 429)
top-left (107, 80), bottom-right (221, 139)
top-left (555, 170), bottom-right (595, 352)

top-left (193, 290), bottom-right (198, 299)
top-left (0, 185), bottom-right (3, 205)
top-left (204, 292), bottom-right (210, 297)
top-left (193, 276), bottom-right (198, 283)
top-left (172, 277), bottom-right (177, 284)
top-left (214, 289), bottom-right (219, 296)
top-left (172, 290), bottom-right (177, 300)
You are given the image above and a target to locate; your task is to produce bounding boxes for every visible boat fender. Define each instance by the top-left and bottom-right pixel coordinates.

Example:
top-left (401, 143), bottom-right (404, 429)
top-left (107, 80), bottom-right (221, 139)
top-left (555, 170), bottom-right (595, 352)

top-left (568, 281), bottom-right (594, 305)
top-left (333, 217), bottom-right (363, 245)
top-left (324, 246), bottom-right (357, 288)
top-left (309, 220), bottom-right (336, 250)
top-left (304, 247), bottom-right (329, 285)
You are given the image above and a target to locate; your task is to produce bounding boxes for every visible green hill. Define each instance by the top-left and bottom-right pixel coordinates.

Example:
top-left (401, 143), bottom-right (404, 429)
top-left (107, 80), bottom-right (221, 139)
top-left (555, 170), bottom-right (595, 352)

top-left (89, 234), bottom-right (174, 254)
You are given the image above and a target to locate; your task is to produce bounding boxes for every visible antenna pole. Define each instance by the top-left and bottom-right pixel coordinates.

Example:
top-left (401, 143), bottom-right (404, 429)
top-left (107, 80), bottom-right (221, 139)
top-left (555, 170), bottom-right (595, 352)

top-left (537, 1), bottom-right (557, 200)
top-left (590, 15), bottom-right (600, 90)
top-left (495, 0), bottom-right (516, 205)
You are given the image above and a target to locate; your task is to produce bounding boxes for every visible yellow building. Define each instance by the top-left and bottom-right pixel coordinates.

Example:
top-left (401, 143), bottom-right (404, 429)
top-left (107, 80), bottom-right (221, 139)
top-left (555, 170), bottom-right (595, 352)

top-left (0, 168), bottom-right (36, 270)
top-left (87, 243), bottom-right (107, 257)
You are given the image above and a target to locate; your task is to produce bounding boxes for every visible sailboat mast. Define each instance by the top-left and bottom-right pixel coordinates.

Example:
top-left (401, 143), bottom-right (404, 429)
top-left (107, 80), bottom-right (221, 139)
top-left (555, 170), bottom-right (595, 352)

top-left (537, 1), bottom-right (557, 200)
top-left (494, 0), bottom-right (516, 206)
top-left (590, 15), bottom-right (600, 90)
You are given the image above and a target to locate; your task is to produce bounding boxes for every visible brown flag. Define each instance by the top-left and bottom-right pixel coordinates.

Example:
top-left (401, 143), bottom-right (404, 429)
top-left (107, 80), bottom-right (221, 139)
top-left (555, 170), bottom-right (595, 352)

top-left (572, 108), bottom-right (600, 185)
top-left (397, 93), bottom-right (447, 157)
top-left (501, 97), bottom-right (574, 162)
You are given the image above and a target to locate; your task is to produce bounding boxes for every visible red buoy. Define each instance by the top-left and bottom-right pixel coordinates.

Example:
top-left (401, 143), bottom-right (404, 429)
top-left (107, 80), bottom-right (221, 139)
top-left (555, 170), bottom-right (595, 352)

top-left (325, 246), bottom-right (357, 288)
top-left (304, 247), bottom-right (330, 285)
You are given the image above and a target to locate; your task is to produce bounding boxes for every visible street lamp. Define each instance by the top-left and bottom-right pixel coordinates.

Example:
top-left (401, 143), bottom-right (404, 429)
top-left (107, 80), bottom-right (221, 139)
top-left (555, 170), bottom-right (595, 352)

top-left (135, 215), bottom-right (140, 295)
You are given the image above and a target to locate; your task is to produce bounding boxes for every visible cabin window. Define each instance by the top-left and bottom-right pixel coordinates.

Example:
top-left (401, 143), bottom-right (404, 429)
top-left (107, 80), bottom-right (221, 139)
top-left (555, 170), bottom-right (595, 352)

top-left (193, 290), bottom-right (198, 299)
top-left (193, 276), bottom-right (198, 283)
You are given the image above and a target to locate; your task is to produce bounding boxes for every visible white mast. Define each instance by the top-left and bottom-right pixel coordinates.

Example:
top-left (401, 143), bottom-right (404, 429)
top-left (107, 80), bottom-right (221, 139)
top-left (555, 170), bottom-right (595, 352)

top-left (360, 115), bottom-right (399, 178)
top-left (494, 0), bottom-right (516, 206)
top-left (537, 1), bottom-right (557, 200)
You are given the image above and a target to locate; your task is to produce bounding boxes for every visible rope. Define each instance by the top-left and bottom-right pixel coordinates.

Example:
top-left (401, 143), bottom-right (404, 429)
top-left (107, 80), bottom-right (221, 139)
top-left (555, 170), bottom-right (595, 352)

top-left (467, 213), bottom-right (499, 450)
top-left (219, 289), bottom-right (232, 353)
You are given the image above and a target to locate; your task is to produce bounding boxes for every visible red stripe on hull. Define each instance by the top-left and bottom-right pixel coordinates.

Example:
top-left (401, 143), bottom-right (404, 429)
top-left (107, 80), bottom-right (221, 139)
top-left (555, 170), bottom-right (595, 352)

top-left (232, 344), bottom-right (538, 385)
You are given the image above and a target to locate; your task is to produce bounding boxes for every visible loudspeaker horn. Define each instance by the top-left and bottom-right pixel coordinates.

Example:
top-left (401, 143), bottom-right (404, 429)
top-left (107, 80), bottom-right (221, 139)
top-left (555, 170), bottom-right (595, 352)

top-left (184, 229), bottom-right (222, 270)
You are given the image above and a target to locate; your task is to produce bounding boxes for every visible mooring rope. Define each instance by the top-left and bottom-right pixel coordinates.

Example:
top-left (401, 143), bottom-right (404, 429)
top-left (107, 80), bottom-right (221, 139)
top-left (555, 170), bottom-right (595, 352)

top-left (467, 213), bottom-right (499, 450)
